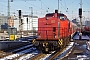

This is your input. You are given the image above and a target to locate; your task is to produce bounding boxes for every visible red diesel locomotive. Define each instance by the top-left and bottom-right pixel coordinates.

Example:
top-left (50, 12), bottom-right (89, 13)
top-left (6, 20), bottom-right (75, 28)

top-left (32, 10), bottom-right (77, 52)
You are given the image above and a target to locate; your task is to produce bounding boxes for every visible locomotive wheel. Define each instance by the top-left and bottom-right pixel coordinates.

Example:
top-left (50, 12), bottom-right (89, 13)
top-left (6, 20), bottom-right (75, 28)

top-left (66, 37), bottom-right (69, 46)
top-left (68, 36), bottom-right (70, 43)
top-left (42, 47), bottom-right (49, 53)
top-left (63, 38), bottom-right (66, 47)
top-left (67, 36), bottom-right (70, 45)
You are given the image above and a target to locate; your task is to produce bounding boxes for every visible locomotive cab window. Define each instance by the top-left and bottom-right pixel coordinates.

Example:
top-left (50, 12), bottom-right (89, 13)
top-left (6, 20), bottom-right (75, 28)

top-left (59, 16), bottom-right (65, 20)
top-left (46, 13), bottom-right (54, 20)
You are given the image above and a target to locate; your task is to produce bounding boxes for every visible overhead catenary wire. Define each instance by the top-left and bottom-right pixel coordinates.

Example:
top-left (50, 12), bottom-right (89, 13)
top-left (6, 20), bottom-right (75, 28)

top-left (23, 1), bottom-right (48, 15)
top-left (0, 0), bottom-right (90, 16)
top-left (0, 1), bottom-right (7, 14)
top-left (84, 0), bottom-right (90, 10)
top-left (2, 0), bottom-right (46, 16)
top-left (85, 0), bottom-right (90, 5)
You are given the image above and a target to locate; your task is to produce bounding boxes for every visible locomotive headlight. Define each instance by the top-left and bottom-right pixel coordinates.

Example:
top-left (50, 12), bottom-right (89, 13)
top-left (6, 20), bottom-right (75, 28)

top-left (46, 17), bottom-right (49, 20)
top-left (38, 35), bottom-right (41, 38)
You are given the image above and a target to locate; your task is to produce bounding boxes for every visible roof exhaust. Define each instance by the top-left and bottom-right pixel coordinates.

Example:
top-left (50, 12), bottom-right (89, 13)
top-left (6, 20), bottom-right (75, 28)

top-left (55, 10), bottom-right (58, 13)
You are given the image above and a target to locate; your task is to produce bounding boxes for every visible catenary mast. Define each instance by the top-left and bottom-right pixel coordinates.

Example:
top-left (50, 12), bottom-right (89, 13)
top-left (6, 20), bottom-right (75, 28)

top-left (79, 0), bottom-right (82, 39)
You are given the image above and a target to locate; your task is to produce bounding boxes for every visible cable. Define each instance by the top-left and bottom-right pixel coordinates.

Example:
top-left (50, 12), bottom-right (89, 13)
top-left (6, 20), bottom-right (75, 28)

top-left (24, 1), bottom-right (47, 14)
top-left (0, 2), bottom-right (7, 14)
top-left (85, 0), bottom-right (90, 5)
top-left (85, 0), bottom-right (90, 7)
top-left (66, 0), bottom-right (77, 6)
top-left (40, 0), bottom-right (50, 9)
top-left (0, 0), bottom-right (7, 2)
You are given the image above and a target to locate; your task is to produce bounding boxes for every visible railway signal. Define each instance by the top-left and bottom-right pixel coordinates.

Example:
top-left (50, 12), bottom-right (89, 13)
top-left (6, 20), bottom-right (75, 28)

top-left (19, 10), bottom-right (21, 18)
top-left (27, 17), bottom-right (28, 24)
top-left (18, 10), bottom-right (23, 37)
top-left (27, 17), bottom-right (28, 35)
top-left (79, 8), bottom-right (82, 18)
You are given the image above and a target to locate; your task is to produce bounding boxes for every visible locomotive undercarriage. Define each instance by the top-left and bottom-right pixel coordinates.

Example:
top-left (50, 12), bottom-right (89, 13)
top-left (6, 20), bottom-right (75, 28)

top-left (33, 36), bottom-right (71, 53)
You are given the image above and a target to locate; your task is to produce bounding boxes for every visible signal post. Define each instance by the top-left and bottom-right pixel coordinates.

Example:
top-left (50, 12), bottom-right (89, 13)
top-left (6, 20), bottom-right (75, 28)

top-left (79, 0), bottom-right (82, 40)
top-left (19, 10), bottom-right (23, 38)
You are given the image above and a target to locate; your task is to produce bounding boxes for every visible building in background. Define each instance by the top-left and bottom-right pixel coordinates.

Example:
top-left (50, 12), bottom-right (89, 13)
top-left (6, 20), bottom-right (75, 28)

top-left (8, 17), bottom-right (14, 27)
top-left (13, 16), bottom-right (19, 31)
top-left (23, 15), bottom-right (38, 31)
top-left (0, 15), bottom-right (8, 31)
top-left (10, 15), bottom-right (38, 32)
top-left (0, 15), bottom-right (38, 32)
top-left (12, 15), bottom-right (38, 31)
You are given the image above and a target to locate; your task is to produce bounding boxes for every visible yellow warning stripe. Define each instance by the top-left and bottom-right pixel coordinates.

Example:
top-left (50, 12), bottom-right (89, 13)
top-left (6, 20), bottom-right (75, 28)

top-left (58, 39), bottom-right (63, 45)
top-left (32, 39), bottom-right (36, 43)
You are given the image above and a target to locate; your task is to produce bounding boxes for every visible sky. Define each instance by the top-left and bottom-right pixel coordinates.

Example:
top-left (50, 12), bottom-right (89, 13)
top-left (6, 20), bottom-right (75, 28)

top-left (0, 0), bottom-right (90, 20)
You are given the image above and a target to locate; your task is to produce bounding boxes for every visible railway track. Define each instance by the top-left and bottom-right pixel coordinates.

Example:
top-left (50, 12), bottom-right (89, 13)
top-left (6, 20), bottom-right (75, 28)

top-left (29, 42), bottom-right (74, 60)
top-left (0, 42), bottom-right (74, 60)
top-left (0, 44), bottom-right (40, 60)
top-left (48, 42), bottom-right (74, 60)
top-left (0, 41), bottom-right (74, 60)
